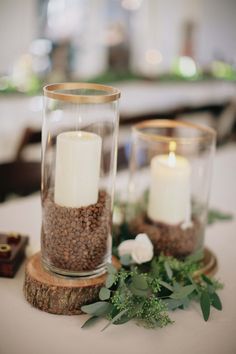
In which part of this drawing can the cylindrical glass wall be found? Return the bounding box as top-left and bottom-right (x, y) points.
(41, 83), (120, 277)
(127, 120), (216, 258)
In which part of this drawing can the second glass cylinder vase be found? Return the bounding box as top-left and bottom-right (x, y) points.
(127, 119), (216, 258)
(41, 83), (120, 277)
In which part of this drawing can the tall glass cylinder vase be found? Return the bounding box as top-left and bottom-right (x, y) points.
(127, 120), (216, 258)
(41, 83), (120, 277)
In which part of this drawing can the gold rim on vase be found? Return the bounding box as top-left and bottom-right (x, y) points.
(133, 119), (216, 144)
(43, 82), (121, 104)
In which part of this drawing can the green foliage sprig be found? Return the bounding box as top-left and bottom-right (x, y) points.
(81, 251), (223, 331)
(207, 209), (233, 225)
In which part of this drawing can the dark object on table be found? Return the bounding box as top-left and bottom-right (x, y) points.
(0, 161), (41, 202)
(15, 127), (42, 160)
(0, 127), (43, 202)
(0, 233), (29, 277)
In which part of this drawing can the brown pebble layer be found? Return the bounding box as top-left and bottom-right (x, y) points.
(129, 214), (202, 257)
(41, 190), (111, 272)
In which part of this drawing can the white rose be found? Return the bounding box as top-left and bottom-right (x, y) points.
(118, 239), (135, 257)
(131, 234), (154, 264)
(135, 233), (152, 245)
(118, 233), (154, 264)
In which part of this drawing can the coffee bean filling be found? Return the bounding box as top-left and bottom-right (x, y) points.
(129, 214), (202, 258)
(41, 190), (112, 272)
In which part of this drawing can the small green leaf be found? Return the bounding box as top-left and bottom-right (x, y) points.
(207, 285), (216, 294)
(129, 284), (149, 297)
(120, 254), (132, 266)
(101, 309), (129, 331)
(187, 275), (195, 285)
(170, 285), (196, 300)
(101, 321), (112, 332)
(186, 249), (204, 263)
(164, 261), (173, 280)
(81, 302), (113, 317)
(201, 274), (213, 285)
(159, 280), (173, 292)
(200, 291), (211, 321)
(208, 209), (233, 225)
(130, 274), (149, 297)
(210, 292), (222, 311)
(181, 297), (190, 310)
(132, 274), (148, 290)
(112, 308), (129, 324)
(105, 274), (116, 288)
(99, 287), (111, 301)
(151, 258), (160, 276)
(81, 316), (99, 328)
(164, 299), (184, 311)
(106, 263), (117, 274)
(173, 281), (181, 291)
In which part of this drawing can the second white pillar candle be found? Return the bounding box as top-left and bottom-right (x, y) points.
(147, 153), (191, 225)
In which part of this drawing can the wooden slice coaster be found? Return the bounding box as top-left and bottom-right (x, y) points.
(24, 252), (120, 315)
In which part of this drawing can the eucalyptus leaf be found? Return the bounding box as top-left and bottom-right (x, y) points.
(106, 274), (116, 288)
(81, 316), (99, 328)
(186, 249), (204, 263)
(129, 284), (149, 297)
(210, 292), (222, 311)
(207, 285), (216, 294)
(181, 297), (190, 310)
(164, 299), (184, 311)
(187, 275), (195, 285)
(200, 292), (211, 321)
(208, 209), (233, 225)
(159, 280), (173, 292)
(101, 321), (112, 332)
(150, 258), (160, 276)
(106, 263), (117, 274)
(113, 313), (131, 325)
(132, 274), (148, 290)
(164, 261), (173, 280)
(170, 284), (196, 300)
(173, 281), (181, 291)
(99, 287), (111, 301)
(81, 301), (113, 317)
(111, 309), (130, 325)
(120, 254), (132, 266)
(101, 309), (129, 331)
(201, 274), (213, 285)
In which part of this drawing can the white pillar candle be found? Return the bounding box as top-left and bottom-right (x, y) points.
(147, 148), (191, 225)
(54, 131), (102, 208)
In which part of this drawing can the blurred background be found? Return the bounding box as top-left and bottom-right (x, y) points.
(0, 0), (236, 202)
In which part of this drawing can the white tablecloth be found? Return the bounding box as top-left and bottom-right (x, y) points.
(0, 144), (236, 354)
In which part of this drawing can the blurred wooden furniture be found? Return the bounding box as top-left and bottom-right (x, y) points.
(0, 161), (41, 202)
(0, 127), (42, 202)
(15, 127), (41, 161)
